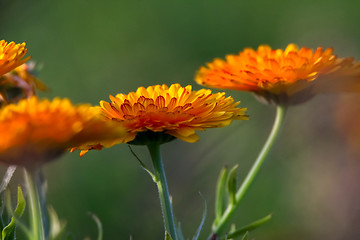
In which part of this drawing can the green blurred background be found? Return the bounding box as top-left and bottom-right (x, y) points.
(1, 0), (360, 239)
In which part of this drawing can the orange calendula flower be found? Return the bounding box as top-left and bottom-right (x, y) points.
(196, 44), (360, 105)
(0, 97), (126, 167)
(80, 84), (247, 151)
(0, 40), (30, 77)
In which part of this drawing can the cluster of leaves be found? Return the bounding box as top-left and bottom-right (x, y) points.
(212, 165), (272, 240)
(160, 166), (272, 240)
(0, 186), (103, 240)
(0, 166), (104, 240)
(0, 186), (25, 240)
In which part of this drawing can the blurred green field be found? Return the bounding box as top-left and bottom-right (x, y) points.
(1, 0), (360, 239)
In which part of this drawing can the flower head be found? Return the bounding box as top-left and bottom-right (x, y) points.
(0, 40), (30, 77)
(0, 97), (126, 167)
(82, 84), (247, 150)
(196, 44), (360, 105)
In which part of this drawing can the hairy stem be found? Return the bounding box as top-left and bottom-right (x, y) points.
(147, 143), (177, 240)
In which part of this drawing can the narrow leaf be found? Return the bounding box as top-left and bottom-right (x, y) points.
(215, 167), (228, 223)
(14, 186), (25, 217)
(2, 218), (16, 240)
(48, 206), (67, 240)
(241, 232), (248, 240)
(88, 212), (103, 240)
(165, 231), (173, 240)
(223, 214), (272, 239)
(192, 193), (207, 240)
(229, 223), (236, 234)
(176, 222), (185, 240)
(227, 165), (239, 206)
(2, 186), (27, 240)
(128, 146), (156, 180)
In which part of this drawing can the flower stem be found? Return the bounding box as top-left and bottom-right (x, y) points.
(212, 105), (287, 236)
(23, 168), (46, 240)
(147, 143), (177, 240)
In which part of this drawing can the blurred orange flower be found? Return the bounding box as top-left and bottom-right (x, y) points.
(0, 97), (126, 166)
(196, 44), (360, 105)
(80, 84), (247, 151)
(0, 40), (30, 77)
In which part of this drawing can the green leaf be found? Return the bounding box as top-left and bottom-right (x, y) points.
(1, 218), (16, 240)
(223, 214), (272, 239)
(227, 165), (238, 207)
(215, 167), (228, 223)
(48, 206), (67, 240)
(2, 186), (26, 240)
(176, 222), (185, 240)
(14, 186), (25, 217)
(128, 146), (156, 180)
(229, 224), (236, 234)
(88, 212), (103, 240)
(191, 193), (207, 240)
(165, 231), (173, 240)
(241, 232), (248, 240)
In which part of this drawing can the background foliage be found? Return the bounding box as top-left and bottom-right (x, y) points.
(1, 0), (360, 239)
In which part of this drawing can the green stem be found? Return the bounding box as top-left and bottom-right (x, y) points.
(147, 144), (177, 240)
(23, 168), (46, 240)
(212, 105), (287, 236)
